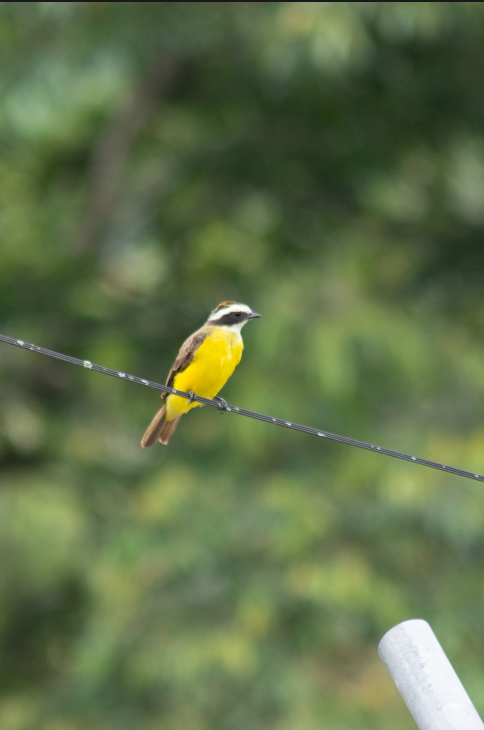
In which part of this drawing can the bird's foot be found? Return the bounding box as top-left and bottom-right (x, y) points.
(185, 390), (197, 405)
(214, 396), (228, 414)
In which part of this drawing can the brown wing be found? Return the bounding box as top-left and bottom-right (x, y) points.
(161, 327), (208, 399)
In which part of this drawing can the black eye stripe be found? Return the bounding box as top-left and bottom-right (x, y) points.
(211, 311), (247, 325)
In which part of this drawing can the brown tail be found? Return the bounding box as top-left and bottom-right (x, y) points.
(141, 405), (182, 447)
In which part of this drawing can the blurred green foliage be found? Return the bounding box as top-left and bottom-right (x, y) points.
(2, 2), (484, 727)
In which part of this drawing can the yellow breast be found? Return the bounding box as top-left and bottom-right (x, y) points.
(166, 327), (244, 420)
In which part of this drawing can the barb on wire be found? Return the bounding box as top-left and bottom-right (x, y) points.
(1, 331), (483, 483)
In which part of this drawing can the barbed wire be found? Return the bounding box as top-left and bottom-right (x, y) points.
(1, 331), (483, 483)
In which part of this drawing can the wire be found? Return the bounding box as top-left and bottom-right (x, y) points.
(1, 331), (483, 483)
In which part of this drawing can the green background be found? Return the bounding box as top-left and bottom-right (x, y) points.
(1, 3), (484, 727)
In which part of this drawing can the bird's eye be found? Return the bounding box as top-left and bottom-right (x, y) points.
(235, 312), (242, 318)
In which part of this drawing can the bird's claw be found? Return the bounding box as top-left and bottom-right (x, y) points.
(186, 390), (197, 405)
(214, 396), (228, 414)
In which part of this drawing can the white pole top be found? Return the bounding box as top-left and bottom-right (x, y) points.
(378, 619), (483, 730)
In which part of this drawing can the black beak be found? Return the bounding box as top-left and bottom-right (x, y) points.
(248, 312), (262, 319)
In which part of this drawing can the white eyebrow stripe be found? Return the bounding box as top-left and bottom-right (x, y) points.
(208, 303), (252, 320)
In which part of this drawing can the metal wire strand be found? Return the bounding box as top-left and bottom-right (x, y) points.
(1, 331), (483, 483)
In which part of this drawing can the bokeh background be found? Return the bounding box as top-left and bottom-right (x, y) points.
(2, 2), (484, 728)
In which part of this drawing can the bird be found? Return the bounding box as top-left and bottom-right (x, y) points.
(141, 301), (261, 446)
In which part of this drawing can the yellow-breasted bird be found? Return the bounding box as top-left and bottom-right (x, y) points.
(141, 301), (261, 446)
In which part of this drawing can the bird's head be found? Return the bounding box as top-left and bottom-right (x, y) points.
(207, 301), (261, 331)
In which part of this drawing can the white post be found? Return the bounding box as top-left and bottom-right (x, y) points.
(378, 619), (483, 730)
